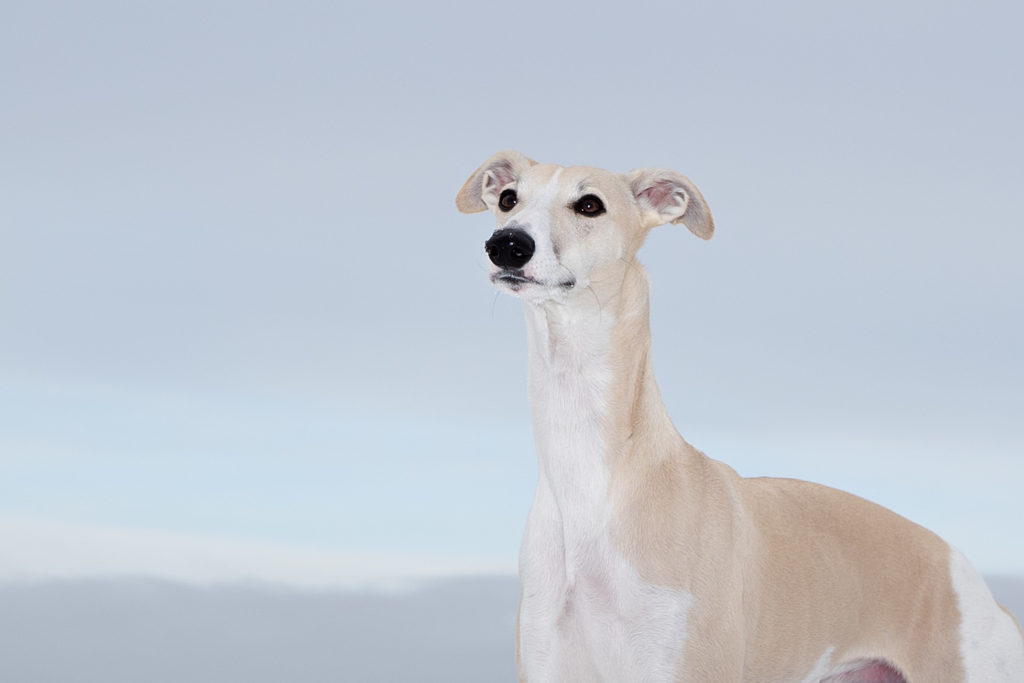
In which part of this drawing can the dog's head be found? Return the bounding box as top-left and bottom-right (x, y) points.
(456, 150), (713, 303)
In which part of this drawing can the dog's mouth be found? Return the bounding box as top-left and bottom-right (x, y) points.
(492, 271), (537, 291)
(491, 270), (576, 293)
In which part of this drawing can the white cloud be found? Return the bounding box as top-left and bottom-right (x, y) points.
(0, 518), (514, 590)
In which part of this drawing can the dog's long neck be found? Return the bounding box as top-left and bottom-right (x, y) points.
(523, 262), (685, 530)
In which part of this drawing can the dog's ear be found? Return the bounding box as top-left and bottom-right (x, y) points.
(626, 168), (714, 240)
(455, 150), (537, 214)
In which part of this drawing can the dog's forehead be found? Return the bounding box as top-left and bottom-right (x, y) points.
(519, 163), (628, 199)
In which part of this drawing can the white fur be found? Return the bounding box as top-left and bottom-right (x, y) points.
(950, 547), (1024, 681)
(800, 646), (836, 683)
(517, 303), (692, 682)
(505, 168), (578, 299)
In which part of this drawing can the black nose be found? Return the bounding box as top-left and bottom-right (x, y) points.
(485, 228), (535, 269)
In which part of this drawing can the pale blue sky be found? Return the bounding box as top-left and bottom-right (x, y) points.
(2, 0), (1022, 590)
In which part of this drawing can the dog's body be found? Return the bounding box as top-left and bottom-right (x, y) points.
(456, 151), (1024, 682)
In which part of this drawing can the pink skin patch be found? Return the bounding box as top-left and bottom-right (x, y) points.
(823, 660), (906, 683)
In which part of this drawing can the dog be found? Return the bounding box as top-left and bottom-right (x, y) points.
(456, 150), (1024, 682)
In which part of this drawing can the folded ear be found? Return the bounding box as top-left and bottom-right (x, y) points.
(627, 168), (714, 239)
(455, 150), (537, 214)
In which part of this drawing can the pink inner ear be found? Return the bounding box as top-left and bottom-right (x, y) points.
(488, 160), (518, 189)
(637, 181), (680, 212)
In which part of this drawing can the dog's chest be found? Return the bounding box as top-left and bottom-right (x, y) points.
(519, 492), (693, 682)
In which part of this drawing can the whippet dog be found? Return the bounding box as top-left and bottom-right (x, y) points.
(456, 150), (1024, 682)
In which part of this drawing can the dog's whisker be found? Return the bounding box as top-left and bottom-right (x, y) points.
(489, 289), (501, 319)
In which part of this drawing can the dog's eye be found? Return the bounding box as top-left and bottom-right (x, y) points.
(573, 195), (606, 217)
(498, 189), (518, 212)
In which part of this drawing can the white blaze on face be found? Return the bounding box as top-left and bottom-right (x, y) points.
(501, 168), (569, 290)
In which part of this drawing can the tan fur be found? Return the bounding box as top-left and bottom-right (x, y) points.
(457, 151), (1021, 682)
(588, 261), (966, 680)
(593, 262), (958, 679)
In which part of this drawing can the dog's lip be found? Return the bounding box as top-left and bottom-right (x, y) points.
(494, 271), (538, 287)
(491, 270), (576, 290)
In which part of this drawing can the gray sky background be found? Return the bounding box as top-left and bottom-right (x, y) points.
(1, 0), (1023, 677)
